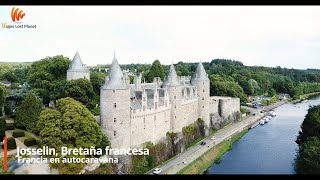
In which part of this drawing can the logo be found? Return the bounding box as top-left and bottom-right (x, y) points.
(1, 7), (37, 30)
(11, 7), (26, 22)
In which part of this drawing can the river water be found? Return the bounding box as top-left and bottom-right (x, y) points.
(206, 95), (320, 174)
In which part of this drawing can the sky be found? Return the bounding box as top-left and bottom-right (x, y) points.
(0, 6), (320, 69)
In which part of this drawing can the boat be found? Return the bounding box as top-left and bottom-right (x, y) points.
(269, 111), (276, 117)
(264, 118), (270, 123)
(250, 122), (260, 129)
(260, 119), (265, 125)
(266, 115), (273, 119)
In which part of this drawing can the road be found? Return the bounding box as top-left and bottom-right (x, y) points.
(152, 101), (286, 174)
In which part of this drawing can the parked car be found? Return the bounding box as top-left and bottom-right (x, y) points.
(200, 141), (206, 145)
(153, 168), (162, 175)
(210, 136), (216, 140)
(182, 161), (187, 164)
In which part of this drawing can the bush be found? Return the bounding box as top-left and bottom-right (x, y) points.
(0, 117), (5, 140)
(24, 138), (37, 147)
(7, 137), (16, 150)
(12, 131), (25, 138)
(6, 123), (15, 130)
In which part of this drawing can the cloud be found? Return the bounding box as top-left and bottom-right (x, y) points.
(0, 6), (320, 69)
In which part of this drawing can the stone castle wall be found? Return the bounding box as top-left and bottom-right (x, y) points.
(130, 105), (171, 148)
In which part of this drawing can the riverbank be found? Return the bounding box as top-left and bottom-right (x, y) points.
(292, 92), (320, 104)
(178, 129), (248, 174)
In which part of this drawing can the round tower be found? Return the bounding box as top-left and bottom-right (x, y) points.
(191, 61), (210, 135)
(163, 63), (182, 133)
(100, 53), (131, 149)
(67, 51), (90, 81)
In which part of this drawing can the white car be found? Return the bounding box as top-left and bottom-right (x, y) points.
(210, 136), (216, 140)
(153, 168), (162, 174)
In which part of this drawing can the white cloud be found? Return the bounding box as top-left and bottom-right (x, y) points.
(0, 6), (320, 69)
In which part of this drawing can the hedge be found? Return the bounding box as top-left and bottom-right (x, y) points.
(24, 138), (37, 147)
(12, 131), (25, 138)
(6, 123), (15, 130)
(7, 137), (16, 150)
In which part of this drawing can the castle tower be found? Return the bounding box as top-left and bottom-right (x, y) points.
(134, 73), (142, 89)
(191, 61), (210, 135)
(100, 52), (131, 149)
(67, 51), (90, 81)
(163, 63), (182, 133)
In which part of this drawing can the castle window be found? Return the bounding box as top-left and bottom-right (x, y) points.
(174, 105), (176, 109)
(114, 118), (117, 122)
(203, 106), (204, 108)
(203, 89), (205, 92)
(114, 131), (116, 136)
(175, 116), (176, 119)
(203, 82), (204, 85)
(113, 90), (115, 93)
(144, 118), (146, 129)
(174, 96), (176, 99)
(114, 103), (117, 108)
(202, 97), (204, 100)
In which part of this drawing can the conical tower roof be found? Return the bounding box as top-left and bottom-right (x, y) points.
(163, 63), (181, 87)
(68, 51), (89, 72)
(102, 52), (128, 90)
(192, 61), (209, 81)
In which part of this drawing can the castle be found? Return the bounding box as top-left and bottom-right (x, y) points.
(67, 52), (241, 149)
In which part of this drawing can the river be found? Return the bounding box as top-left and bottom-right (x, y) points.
(206, 95), (320, 174)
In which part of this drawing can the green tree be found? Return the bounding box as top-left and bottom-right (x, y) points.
(296, 105), (320, 146)
(4, 85), (38, 117)
(295, 136), (320, 174)
(15, 93), (42, 133)
(210, 75), (248, 102)
(145, 60), (165, 82)
(0, 84), (8, 116)
(27, 55), (71, 104)
(37, 97), (105, 174)
(90, 72), (105, 95)
(1, 71), (17, 83)
(0, 117), (5, 140)
(62, 78), (94, 107)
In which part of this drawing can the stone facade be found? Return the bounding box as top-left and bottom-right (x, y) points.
(97, 55), (241, 149)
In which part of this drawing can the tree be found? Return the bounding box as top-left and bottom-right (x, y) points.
(0, 117), (5, 140)
(37, 97), (105, 174)
(295, 136), (320, 174)
(4, 85), (37, 117)
(210, 75), (248, 102)
(15, 93), (42, 133)
(62, 78), (94, 107)
(1, 71), (17, 83)
(145, 60), (165, 83)
(296, 105), (320, 146)
(90, 72), (105, 95)
(0, 84), (8, 116)
(27, 55), (71, 104)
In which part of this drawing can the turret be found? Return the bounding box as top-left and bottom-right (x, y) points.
(67, 51), (90, 81)
(100, 52), (131, 149)
(163, 63), (182, 133)
(191, 61), (210, 135)
(134, 73), (142, 89)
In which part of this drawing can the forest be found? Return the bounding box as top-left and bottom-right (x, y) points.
(1, 56), (320, 174)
